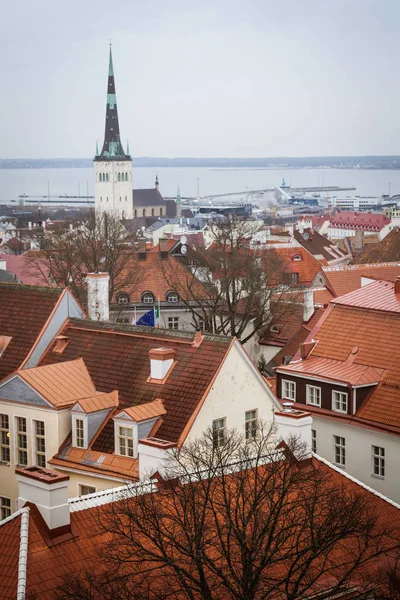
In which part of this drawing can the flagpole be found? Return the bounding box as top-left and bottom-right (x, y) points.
(158, 295), (161, 328)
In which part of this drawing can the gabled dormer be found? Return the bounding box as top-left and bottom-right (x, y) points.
(113, 399), (166, 459)
(71, 391), (119, 450)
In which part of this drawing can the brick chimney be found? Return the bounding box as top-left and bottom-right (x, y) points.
(395, 276), (400, 295)
(138, 237), (147, 260)
(16, 466), (70, 534)
(149, 348), (176, 381)
(159, 238), (169, 259)
(86, 272), (110, 322)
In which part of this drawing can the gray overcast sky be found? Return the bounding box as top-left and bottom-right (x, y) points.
(1, 0), (400, 158)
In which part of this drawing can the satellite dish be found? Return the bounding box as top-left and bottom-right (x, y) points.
(181, 244), (187, 255)
(180, 235), (187, 245)
(303, 232), (310, 240)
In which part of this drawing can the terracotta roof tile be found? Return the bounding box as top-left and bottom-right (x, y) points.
(74, 390), (119, 413)
(278, 355), (385, 386)
(0, 283), (64, 381)
(329, 211), (390, 231)
(39, 320), (232, 446)
(16, 358), (97, 408)
(322, 262), (400, 297)
(265, 246), (322, 285)
(0, 512), (21, 599)
(333, 280), (400, 313)
(119, 398), (166, 421)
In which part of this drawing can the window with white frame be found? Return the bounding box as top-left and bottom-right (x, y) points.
(306, 385), (321, 407)
(166, 291), (179, 303)
(79, 484), (96, 496)
(0, 414), (10, 463)
(118, 426), (134, 457)
(0, 496), (11, 520)
(212, 418), (226, 448)
(168, 317), (179, 330)
(332, 391), (348, 413)
(333, 435), (345, 467)
(33, 420), (46, 467)
(245, 410), (258, 441)
(16, 417), (27, 466)
(372, 445), (385, 478)
(282, 379), (296, 401)
(311, 429), (317, 453)
(75, 419), (85, 449)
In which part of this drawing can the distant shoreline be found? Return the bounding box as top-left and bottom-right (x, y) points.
(1, 156), (400, 170)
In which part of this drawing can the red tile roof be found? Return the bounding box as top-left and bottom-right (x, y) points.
(120, 398), (166, 421)
(0, 456), (399, 600)
(0, 283), (64, 381)
(0, 253), (52, 286)
(281, 282), (400, 429)
(39, 320), (233, 447)
(113, 249), (209, 303)
(265, 246), (322, 285)
(322, 263), (400, 297)
(329, 211), (390, 232)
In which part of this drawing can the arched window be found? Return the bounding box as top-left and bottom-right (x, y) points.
(151, 208), (155, 217)
(134, 209), (137, 217)
(142, 291), (155, 304)
(143, 208), (146, 217)
(106, 197), (109, 202)
(117, 292), (130, 305)
(293, 254), (302, 262)
(166, 291), (179, 303)
(106, 173), (109, 182)
(125, 173), (128, 181)
(160, 207), (163, 217)
(119, 197), (122, 202)
(118, 173), (121, 182)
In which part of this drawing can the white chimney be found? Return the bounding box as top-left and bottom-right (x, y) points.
(0, 259), (6, 271)
(86, 272), (110, 322)
(149, 348), (176, 381)
(16, 466), (70, 532)
(274, 408), (312, 457)
(303, 289), (314, 322)
(28, 222), (32, 230)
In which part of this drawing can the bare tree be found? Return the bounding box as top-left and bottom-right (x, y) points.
(57, 426), (400, 600)
(24, 209), (134, 307)
(161, 216), (303, 344)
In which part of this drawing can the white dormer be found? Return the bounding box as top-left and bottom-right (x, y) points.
(113, 399), (166, 459)
(148, 348), (176, 382)
(71, 391), (119, 450)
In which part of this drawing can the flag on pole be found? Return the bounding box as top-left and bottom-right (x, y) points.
(136, 309), (155, 327)
(132, 306), (137, 325)
(155, 297), (160, 328)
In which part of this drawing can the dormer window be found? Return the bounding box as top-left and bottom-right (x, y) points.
(117, 292), (130, 305)
(293, 254), (302, 261)
(166, 291), (179, 303)
(118, 426), (134, 457)
(142, 291), (155, 304)
(270, 325), (280, 334)
(72, 415), (87, 449)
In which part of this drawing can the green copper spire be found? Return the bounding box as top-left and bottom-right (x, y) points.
(96, 140), (99, 156)
(176, 186), (181, 204)
(108, 44), (114, 76)
(127, 139), (130, 155)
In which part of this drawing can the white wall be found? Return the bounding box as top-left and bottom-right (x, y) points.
(94, 160), (133, 219)
(0, 401), (71, 509)
(185, 341), (279, 443)
(312, 415), (400, 503)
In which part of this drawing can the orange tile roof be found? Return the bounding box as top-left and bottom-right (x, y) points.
(278, 355), (385, 386)
(74, 390), (119, 413)
(322, 263), (400, 297)
(119, 398), (166, 421)
(282, 286), (400, 428)
(0, 283), (64, 381)
(113, 249), (209, 303)
(332, 279), (400, 313)
(265, 246), (322, 285)
(49, 445), (139, 481)
(16, 358), (96, 408)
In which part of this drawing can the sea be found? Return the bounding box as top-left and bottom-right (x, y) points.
(1, 166), (400, 205)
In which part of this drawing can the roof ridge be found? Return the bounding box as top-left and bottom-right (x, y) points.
(0, 281), (64, 292)
(68, 479), (154, 512)
(17, 506), (30, 600)
(313, 453), (400, 511)
(0, 505), (29, 528)
(323, 261), (400, 272)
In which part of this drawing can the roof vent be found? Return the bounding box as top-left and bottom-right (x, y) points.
(52, 335), (69, 354)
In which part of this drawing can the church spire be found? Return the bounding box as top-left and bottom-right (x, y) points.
(96, 46), (130, 161)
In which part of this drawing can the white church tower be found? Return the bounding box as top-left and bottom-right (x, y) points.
(94, 46), (133, 219)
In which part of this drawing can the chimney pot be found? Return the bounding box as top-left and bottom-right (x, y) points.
(86, 272), (110, 322)
(16, 466), (70, 533)
(149, 348), (176, 381)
